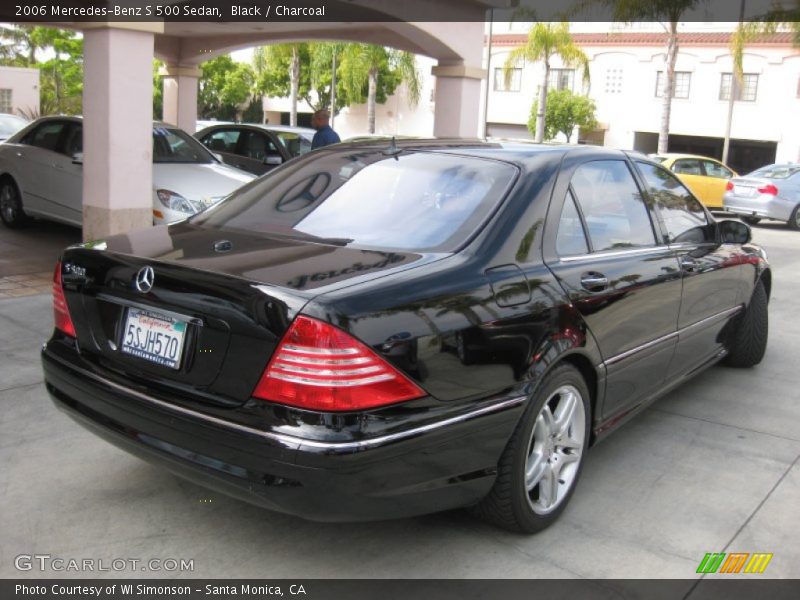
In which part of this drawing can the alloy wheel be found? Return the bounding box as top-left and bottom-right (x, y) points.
(524, 384), (586, 515)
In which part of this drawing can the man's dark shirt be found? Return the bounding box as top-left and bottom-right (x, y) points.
(311, 125), (341, 149)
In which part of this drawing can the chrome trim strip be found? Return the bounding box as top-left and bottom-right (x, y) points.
(603, 306), (742, 367)
(44, 351), (526, 451)
(560, 246), (672, 263)
(96, 293), (203, 327)
(271, 362), (382, 377)
(604, 331), (678, 367)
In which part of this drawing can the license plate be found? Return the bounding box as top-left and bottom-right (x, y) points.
(734, 185), (756, 197)
(120, 308), (187, 369)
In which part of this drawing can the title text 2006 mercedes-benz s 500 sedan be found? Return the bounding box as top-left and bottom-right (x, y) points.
(42, 141), (770, 533)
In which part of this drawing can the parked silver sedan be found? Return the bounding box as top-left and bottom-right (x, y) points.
(724, 163), (800, 229)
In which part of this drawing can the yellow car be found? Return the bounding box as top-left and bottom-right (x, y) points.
(651, 153), (738, 209)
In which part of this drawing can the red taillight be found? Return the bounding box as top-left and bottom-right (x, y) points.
(757, 184), (778, 196)
(252, 315), (425, 411)
(725, 181), (734, 191)
(52, 261), (76, 337)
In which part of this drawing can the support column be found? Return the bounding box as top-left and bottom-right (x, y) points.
(161, 64), (200, 132)
(82, 25), (159, 240)
(431, 64), (484, 138)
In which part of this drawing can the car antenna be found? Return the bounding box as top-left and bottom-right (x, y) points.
(382, 136), (402, 159)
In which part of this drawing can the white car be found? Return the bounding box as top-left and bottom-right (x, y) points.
(0, 113), (29, 142)
(0, 116), (255, 229)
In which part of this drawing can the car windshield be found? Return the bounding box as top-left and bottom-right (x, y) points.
(192, 150), (517, 252)
(153, 126), (215, 164)
(746, 165), (800, 180)
(0, 115), (27, 137)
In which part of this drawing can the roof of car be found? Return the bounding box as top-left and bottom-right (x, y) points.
(652, 152), (723, 162)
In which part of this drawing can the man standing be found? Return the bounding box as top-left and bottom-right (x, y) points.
(310, 109), (341, 149)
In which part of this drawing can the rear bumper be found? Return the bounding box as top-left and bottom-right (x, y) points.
(723, 193), (795, 221)
(42, 343), (524, 522)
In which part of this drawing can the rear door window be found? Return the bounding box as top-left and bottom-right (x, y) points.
(636, 161), (714, 244)
(569, 160), (657, 252)
(239, 131), (281, 160)
(556, 190), (589, 257)
(701, 160), (733, 179)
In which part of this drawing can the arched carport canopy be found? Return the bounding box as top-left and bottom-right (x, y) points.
(62, 0), (507, 239)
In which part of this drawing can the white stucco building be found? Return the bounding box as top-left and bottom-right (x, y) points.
(0, 66), (39, 116)
(484, 23), (800, 173)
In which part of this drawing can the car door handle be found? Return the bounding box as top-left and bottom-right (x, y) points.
(680, 256), (698, 272)
(580, 272), (608, 291)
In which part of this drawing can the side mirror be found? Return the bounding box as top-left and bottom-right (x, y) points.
(718, 219), (751, 244)
(212, 152), (223, 162)
(71, 152), (83, 165)
(264, 155), (283, 166)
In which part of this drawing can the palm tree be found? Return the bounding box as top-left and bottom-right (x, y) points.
(339, 44), (421, 134)
(258, 44), (303, 126)
(725, 1), (800, 162)
(571, 0), (707, 154)
(503, 23), (590, 144)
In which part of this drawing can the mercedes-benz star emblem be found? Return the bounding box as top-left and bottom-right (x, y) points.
(134, 266), (155, 294)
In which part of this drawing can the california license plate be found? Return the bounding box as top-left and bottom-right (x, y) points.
(121, 307), (187, 369)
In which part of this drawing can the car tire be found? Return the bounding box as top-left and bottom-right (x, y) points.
(0, 178), (28, 228)
(724, 280), (768, 368)
(741, 216), (761, 226)
(788, 205), (800, 231)
(473, 363), (590, 533)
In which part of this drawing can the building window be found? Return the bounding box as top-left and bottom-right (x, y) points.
(719, 73), (759, 102)
(549, 68), (575, 91)
(494, 68), (521, 92)
(655, 71), (691, 99)
(0, 89), (12, 113)
(605, 68), (623, 95)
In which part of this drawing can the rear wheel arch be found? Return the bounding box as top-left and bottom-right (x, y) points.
(760, 268), (772, 301)
(554, 353), (598, 443)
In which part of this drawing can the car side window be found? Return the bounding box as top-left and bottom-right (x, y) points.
(240, 131), (280, 160)
(21, 121), (66, 153)
(63, 123), (82, 157)
(556, 190), (589, 257)
(569, 160), (657, 252)
(636, 161), (713, 244)
(671, 159), (703, 176)
(201, 129), (241, 154)
(701, 160), (732, 179)
(274, 131), (312, 157)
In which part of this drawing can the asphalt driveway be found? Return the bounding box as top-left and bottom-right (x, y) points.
(1, 222), (798, 582)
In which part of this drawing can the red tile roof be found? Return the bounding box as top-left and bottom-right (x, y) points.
(490, 31), (796, 47)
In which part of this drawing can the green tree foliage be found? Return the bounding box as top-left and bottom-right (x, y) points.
(339, 44), (420, 134)
(0, 25), (83, 115)
(152, 59), (164, 120)
(255, 42), (420, 133)
(528, 88), (597, 142)
(198, 55), (255, 120)
(570, 1), (708, 153)
(503, 23), (589, 143)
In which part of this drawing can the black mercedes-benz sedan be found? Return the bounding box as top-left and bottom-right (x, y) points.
(42, 140), (770, 533)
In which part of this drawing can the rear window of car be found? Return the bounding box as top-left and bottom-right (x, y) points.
(746, 165), (800, 180)
(192, 150), (517, 252)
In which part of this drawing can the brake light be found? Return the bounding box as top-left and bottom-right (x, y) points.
(725, 181), (734, 192)
(252, 315), (425, 411)
(52, 261), (76, 337)
(757, 184), (778, 196)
